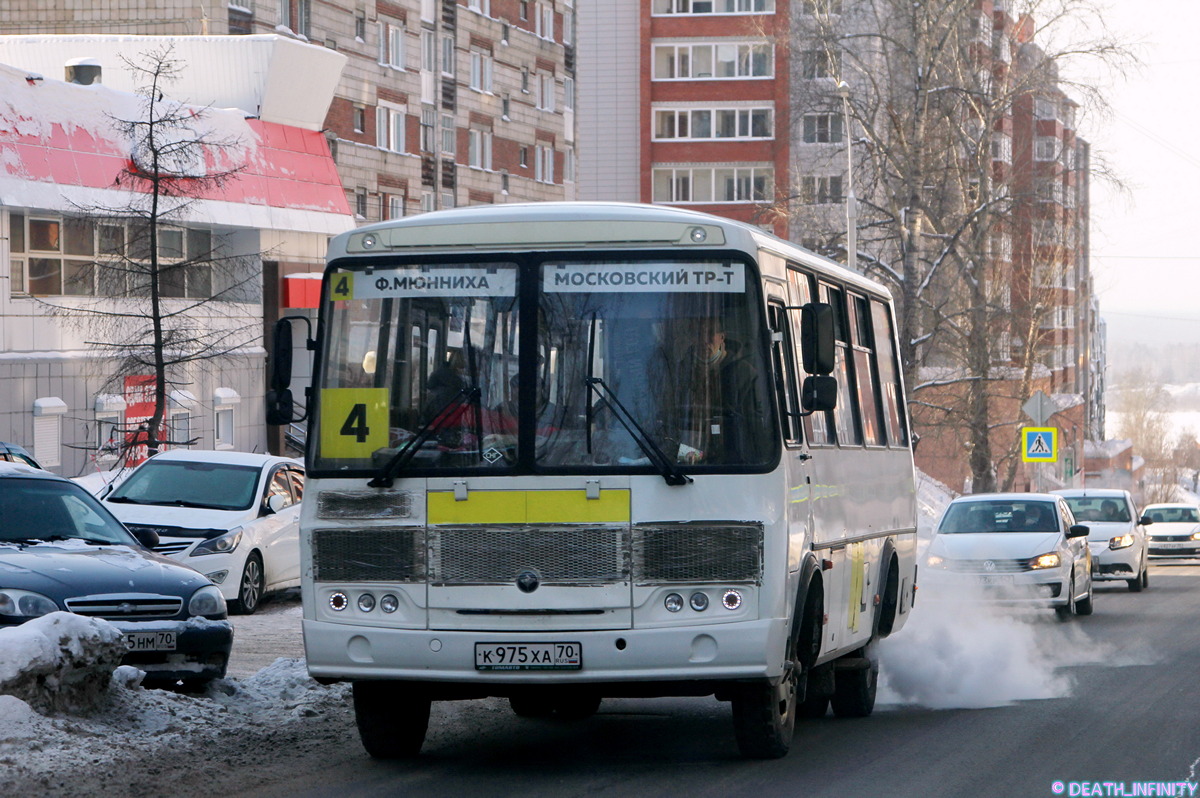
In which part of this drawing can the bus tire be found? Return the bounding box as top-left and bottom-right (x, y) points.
(830, 651), (878, 718)
(352, 681), (431, 759)
(732, 672), (797, 759)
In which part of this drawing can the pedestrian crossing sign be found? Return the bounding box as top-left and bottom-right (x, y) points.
(1021, 427), (1058, 463)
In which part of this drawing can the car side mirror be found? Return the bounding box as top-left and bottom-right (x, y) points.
(265, 493), (289, 515)
(1139, 515), (1153, 526)
(1067, 524), (1090, 538)
(130, 526), (159, 549)
(801, 375), (838, 413)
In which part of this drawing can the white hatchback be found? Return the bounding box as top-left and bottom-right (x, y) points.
(925, 493), (1095, 619)
(100, 449), (304, 614)
(1142, 503), (1200, 559)
(1052, 489), (1149, 591)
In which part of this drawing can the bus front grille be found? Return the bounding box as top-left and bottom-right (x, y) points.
(312, 527), (426, 582)
(634, 523), (763, 584)
(430, 525), (629, 584)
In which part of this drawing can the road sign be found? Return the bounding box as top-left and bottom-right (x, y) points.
(1022, 390), (1057, 426)
(1021, 427), (1058, 463)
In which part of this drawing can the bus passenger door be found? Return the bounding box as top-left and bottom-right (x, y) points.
(768, 301), (811, 576)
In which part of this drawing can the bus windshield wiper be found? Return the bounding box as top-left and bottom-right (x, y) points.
(585, 376), (691, 487)
(368, 386), (481, 488)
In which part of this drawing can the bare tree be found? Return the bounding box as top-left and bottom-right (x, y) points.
(773, 0), (1133, 491)
(38, 46), (263, 466)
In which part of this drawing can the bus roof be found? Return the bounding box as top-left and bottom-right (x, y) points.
(328, 201), (890, 298)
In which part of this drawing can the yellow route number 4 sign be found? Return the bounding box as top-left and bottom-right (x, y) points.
(320, 388), (389, 459)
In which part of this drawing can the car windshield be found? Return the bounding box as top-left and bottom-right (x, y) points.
(0, 478), (136, 545)
(1061, 496), (1131, 523)
(312, 257), (775, 474)
(108, 460), (261, 511)
(939, 500), (1060, 534)
(1146, 506), (1200, 523)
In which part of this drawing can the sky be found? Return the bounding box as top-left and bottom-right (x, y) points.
(1073, 2), (1200, 334)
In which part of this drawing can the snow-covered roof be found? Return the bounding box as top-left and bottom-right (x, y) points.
(1084, 438), (1132, 459)
(0, 60), (352, 234)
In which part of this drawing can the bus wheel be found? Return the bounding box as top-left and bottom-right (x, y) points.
(732, 668), (797, 759)
(830, 652), (878, 718)
(352, 681), (431, 759)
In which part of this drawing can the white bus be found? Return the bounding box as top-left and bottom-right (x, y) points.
(267, 202), (918, 760)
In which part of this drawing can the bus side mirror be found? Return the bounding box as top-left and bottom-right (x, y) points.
(801, 375), (838, 413)
(271, 318), (294, 393)
(801, 303), (836, 376)
(266, 389), (295, 426)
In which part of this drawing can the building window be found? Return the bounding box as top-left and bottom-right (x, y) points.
(519, 1), (528, 20)
(536, 3), (555, 40)
(388, 195), (405, 219)
(377, 105), (406, 153)
(500, 170), (510, 193)
(653, 0), (775, 12)
(441, 35), (455, 76)
(502, 95), (511, 119)
(213, 388), (240, 449)
(521, 67), (530, 93)
(441, 114), (456, 154)
(562, 9), (573, 45)
(653, 42), (773, 80)
(468, 129), (493, 170)
(296, 0), (311, 37)
(279, 0), (291, 29)
(379, 21), (405, 68)
(421, 29), (436, 71)
(652, 166), (773, 203)
(1035, 137), (1060, 161)
(654, 107), (773, 140)
(1035, 97), (1058, 120)
(355, 187), (368, 217)
(535, 145), (554, 183)
(468, 0), (491, 14)
(353, 106), (366, 133)
(355, 11), (366, 40)
(228, 6), (254, 34)
(565, 148), (576, 183)
(537, 73), (555, 111)
(802, 113), (842, 143)
(800, 175), (843, 204)
(420, 106), (436, 151)
(563, 78), (575, 112)
(801, 49), (838, 79)
(519, 146), (529, 167)
(470, 50), (494, 92)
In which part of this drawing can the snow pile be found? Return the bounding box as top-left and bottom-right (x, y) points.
(0, 613), (127, 713)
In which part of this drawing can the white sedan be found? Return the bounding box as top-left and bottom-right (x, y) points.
(1052, 488), (1149, 591)
(1142, 503), (1200, 559)
(101, 450), (304, 614)
(925, 492), (1095, 619)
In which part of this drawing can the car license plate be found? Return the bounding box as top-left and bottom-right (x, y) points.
(475, 642), (582, 671)
(124, 631), (177, 652)
(976, 574), (1014, 587)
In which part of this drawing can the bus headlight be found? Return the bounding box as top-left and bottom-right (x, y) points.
(690, 592), (709, 611)
(357, 593), (376, 612)
(380, 594), (399, 613)
(722, 589), (743, 610)
(329, 591), (349, 611)
(664, 593), (684, 613)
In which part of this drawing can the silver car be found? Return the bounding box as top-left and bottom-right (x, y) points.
(1052, 489), (1149, 591)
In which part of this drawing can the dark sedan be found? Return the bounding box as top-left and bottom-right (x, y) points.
(0, 462), (233, 689)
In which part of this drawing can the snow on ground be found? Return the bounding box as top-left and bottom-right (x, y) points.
(0, 611), (349, 793)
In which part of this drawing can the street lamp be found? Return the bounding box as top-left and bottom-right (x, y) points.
(835, 80), (857, 272)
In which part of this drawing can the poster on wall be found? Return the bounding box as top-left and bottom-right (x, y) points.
(123, 375), (165, 466)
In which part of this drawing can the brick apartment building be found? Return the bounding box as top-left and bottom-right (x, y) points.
(0, 0), (577, 221)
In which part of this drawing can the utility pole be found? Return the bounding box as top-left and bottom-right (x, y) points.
(836, 80), (857, 272)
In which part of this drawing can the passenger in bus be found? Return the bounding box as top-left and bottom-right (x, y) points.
(666, 324), (760, 465)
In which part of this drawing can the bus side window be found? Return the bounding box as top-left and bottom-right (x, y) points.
(819, 283), (862, 446)
(850, 294), (886, 446)
(870, 299), (908, 446)
(788, 267), (831, 445)
(769, 302), (802, 445)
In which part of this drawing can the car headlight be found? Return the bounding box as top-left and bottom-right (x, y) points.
(187, 585), (228, 618)
(925, 554), (945, 568)
(1029, 552), (1061, 570)
(1109, 533), (1135, 550)
(1191, 530), (1200, 541)
(0, 589), (59, 619)
(190, 527), (243, 557)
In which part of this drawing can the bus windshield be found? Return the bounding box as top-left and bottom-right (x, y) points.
(313, 257), (776, 474)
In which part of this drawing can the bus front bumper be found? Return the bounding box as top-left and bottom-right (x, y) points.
(303, 618), (789, 691)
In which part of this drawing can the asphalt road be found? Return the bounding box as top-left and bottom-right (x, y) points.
(222, 563), (1200, 798)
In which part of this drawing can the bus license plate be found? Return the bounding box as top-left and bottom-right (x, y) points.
(475, 642), (582, 671)
(124, 630), (177, 652)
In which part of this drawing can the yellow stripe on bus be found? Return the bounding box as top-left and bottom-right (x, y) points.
(427, 490), (631, 525)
